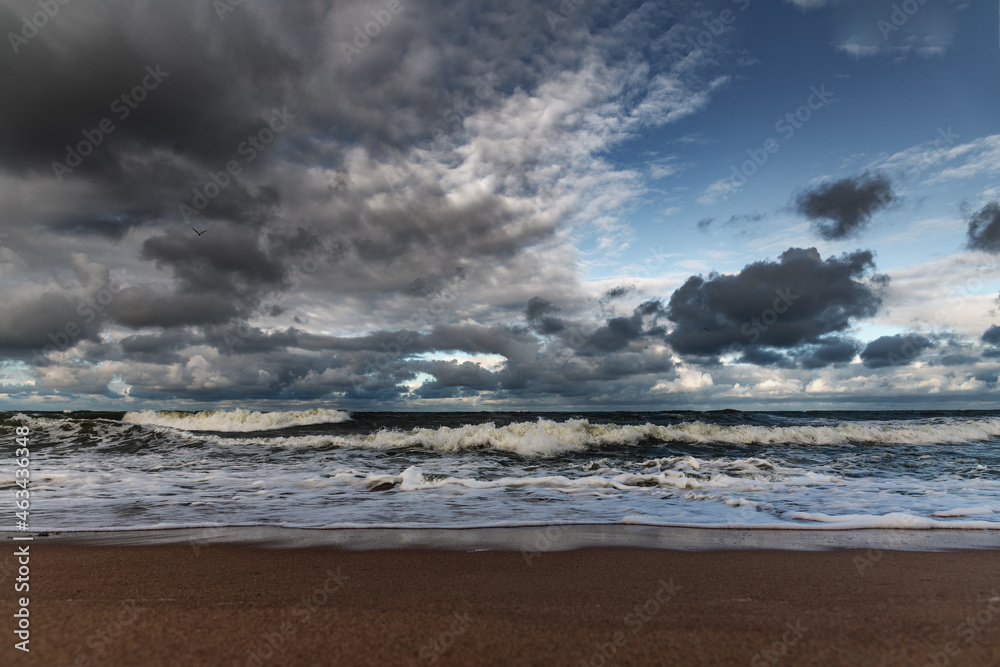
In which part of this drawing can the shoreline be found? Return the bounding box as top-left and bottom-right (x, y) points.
(3, 543), (999, 665)
(5, 524), (1000, 551)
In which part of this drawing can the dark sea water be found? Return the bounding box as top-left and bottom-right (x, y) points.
(3, 409), (1000, 532)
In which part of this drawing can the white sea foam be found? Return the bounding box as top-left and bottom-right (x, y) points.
(931, 506), (996, 517)
(781, 511), (1000, 530)
(207, 416), (1000, 457)
(122, 408), (351, 432)
(619, 514), (1000, 530)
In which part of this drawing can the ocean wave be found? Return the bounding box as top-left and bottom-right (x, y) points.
(122, 408), (351, 432)
(211, 416), (1000, 457)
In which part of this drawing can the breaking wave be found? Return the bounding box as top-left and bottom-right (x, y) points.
(212, 416), (1000, 457)
(122, 408), (351, 432)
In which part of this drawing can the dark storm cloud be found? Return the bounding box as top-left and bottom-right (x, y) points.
(525, 297), (565, 335)
(2, 0), (571, 307)
(982, 325), (1000, 346)
(81, 292), (679, 402)
(579, 316), (646, 355)
(141, 228), (285, 293)
(981, 324), (1000, 358)
(966, 201), (1000, 253)
(974, 370), (999, 385)
(577, 300), (666, 355)
(412, 360), (500, 398)
(795, 337), (860, 369)
(860, 333), (934, 369)
(0, 255), (121, 356)
(598, 284), (636, 317)
(120, 330), (189, 356)
(525, 297), (559, 321)
(0, 291), (102, 353)
(426, 323), (540, 362)
(603, 285), (635, 300)
(925, 333), (980, 367)
(666, 247), (885, 366)
(731, 339), (861, 369)
(794, 172), (895, 240)
(109, 287), (244, 329)
(0, 3), (299, 169)
(0, 0), (759, 406)
(737, 346), (789, 367)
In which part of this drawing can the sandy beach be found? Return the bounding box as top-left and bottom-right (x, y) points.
(3, 534), (999, 666)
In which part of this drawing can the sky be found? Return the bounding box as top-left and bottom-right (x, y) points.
(1, 0), (999, 411)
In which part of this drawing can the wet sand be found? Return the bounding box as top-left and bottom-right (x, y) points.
(3, 540), (1000, 666)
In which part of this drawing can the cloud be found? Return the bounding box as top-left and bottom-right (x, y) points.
(665, 247), (886, 366)
(0, 0), (738, 387)
(697, 176), (742, 205)
(797, 338), (860, 369)
(830, 2), (960, 62)
(860, 333), (934, 369)
(794, 172), (895, 240)
(3, 0), (991, 410)
(603, 285), (635, 301)
(576, 300), (666, 356)
(524, 297), (565, 335)
(966, 201), (1000, 253)
(982, 325), (1000, 346)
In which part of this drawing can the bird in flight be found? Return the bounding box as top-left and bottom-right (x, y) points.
(192, 228), (207, 236)
(703, 327), (711, 332)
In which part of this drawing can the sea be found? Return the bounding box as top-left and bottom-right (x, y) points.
(3, 409), (1000, 534)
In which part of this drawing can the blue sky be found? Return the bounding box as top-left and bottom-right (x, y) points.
(597, 0), (997, 274)
(1, 0), (999, 410)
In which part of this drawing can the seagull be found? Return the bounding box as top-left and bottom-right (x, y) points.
(192, 228), (207, 236)
(703, 327), (711, 332)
